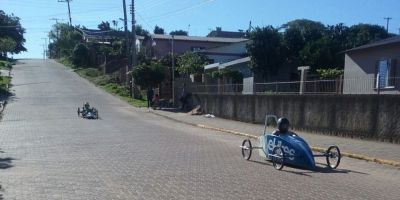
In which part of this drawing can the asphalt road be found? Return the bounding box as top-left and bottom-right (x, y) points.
(0, 59), (399, 200)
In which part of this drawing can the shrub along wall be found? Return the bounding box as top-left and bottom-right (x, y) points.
(194, 94), (400, 143)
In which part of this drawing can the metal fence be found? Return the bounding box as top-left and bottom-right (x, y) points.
(187, 77), (400, 95)
(254, 79), (343, 94)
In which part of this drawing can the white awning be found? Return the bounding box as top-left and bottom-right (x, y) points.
(204, 63), (220, 70)
(219, 57), (251, 69)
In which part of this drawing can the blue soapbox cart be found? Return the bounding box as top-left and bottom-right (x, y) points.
(240, 115), (341, 170)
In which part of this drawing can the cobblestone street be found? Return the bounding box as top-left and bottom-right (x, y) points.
(0, 59), (399, 199)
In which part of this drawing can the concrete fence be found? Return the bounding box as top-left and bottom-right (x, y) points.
(193, 94), (400, 143)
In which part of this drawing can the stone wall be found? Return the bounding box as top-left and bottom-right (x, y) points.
(194, 94), (400, 143)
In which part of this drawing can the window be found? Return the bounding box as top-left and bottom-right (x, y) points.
(191, 46), (205, 52)
(375, 59), (397, 89)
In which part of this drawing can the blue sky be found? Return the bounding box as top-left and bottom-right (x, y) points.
(1, 0), (400, 58)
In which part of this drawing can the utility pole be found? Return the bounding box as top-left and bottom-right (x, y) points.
(384, 17), (392, 33)
(130, 0), (137, 98)
(44, 32), (51, 58)
(58, 0), (72, 26)
(171, 35), (175, 106)
(122, 0), (131, 86)
(41, 38), (47, 59)
(41, 44), (46, 60)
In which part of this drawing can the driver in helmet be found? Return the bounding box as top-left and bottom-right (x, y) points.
(272, 117), (298, 136)
(83, 102), (91, 113)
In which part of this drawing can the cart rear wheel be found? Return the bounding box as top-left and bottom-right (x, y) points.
(326, 145), (341, 169)
(77, 108), (80, 116)
(241, 139), (252, 160)
(272, 147), (285, 170)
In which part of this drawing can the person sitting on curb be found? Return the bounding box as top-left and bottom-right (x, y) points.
(272, 117), (298, 137)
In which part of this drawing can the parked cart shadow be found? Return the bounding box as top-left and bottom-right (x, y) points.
(246, 159), (368, 177)
(283, 163), (369, 177)
(0, 150), (15, 200)
(0, 157), (14, 169)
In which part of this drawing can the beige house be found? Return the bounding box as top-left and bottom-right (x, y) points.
(343, 36), (400, 94)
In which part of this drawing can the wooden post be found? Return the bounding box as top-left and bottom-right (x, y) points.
(298, 66), (310, 94)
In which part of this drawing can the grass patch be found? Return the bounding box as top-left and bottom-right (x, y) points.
(101, 83), (147, 107)
(57, 59), (147, 108)
(0, 60), (12, 70)
(0, 76), (11, 85)
(57, 57), (75, 68)
(75, 68), (103, 78)
(0, 76), (12, 94)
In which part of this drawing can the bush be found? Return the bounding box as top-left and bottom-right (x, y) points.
(316, 68), (344, 79)
(72, 43), (90, 67)
(58, 57), (75, 68)
(132, 61), (166, 88)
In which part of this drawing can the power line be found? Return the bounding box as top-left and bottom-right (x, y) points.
(50, 18), (65, 24)
(143, 0), (215, 22)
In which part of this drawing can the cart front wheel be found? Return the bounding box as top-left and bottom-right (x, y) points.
(326, 145), (341, 169)
(241, 139), (252, 160)
(77, 108), (80, 116)
(272, 147), (285, 170)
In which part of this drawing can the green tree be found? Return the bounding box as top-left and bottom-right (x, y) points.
(132, 61), (166, 87)
(98, 21), (111, 31)
(345, 24), (390, 49)
(282, 19), (326, 42)
(0, 10), (26, 56)
(48, 23), (82, 58)
(170, 30), (188, 36)
(247, 26), (285, 80)
(282, 19), (327, 69)
(154, 25), (165, 34)
(299, 36), (333, 71)
(0, 37), (17, 58)
(282, 27), (304, 63)
(135, 25), (149, 36)
(177, 52), (208, 75)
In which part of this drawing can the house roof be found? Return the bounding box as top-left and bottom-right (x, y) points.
(150, 34), (248, 43)
(345, 36), (400, 53)
(207, 30), (246, 38)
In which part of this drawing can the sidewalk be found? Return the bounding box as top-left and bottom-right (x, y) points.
(147, 108), (400, 164)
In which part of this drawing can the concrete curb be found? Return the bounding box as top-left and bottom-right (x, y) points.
(150, 110), (400, 168)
